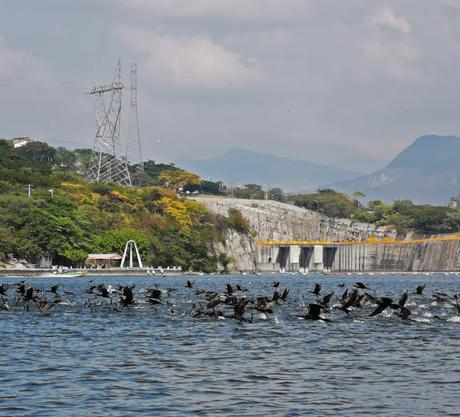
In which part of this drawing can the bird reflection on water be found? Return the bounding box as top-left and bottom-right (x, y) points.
(1, 273), (460, 416)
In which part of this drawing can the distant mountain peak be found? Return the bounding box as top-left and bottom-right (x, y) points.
(413, 134), (459, 142)
(333, 134), (460, 205)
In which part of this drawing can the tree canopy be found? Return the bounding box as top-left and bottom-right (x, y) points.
(0, 139), (250, 270)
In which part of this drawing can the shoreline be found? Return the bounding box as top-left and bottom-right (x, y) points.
(0, 268), (183, 277)
(1, 268), (460, 277)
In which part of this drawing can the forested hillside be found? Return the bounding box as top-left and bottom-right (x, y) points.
(291, 189), (460, 235)
(0, 139), (245, 270)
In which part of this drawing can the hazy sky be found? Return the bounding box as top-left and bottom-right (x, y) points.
(1, 0), (460, 171)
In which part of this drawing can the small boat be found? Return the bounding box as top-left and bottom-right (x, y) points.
(39, 270), (88, 278)
(61, 271), (88, 278)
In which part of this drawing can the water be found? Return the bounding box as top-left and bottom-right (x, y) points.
(1, 273), (460, 416)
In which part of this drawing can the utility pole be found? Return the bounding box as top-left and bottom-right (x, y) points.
(27, 184), (33, 198)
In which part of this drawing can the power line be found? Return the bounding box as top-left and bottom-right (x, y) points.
(0, 75), (87, 95)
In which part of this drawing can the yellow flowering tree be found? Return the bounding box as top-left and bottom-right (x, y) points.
(158, 169), (202, 192)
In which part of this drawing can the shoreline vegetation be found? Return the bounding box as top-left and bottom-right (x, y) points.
(0, 138), (250, 272)
(1, 137), (460, 273)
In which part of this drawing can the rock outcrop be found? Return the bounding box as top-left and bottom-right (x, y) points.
(197, 197), (392, 241)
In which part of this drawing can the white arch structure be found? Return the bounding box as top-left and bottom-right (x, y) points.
(120, 240), (144, 269)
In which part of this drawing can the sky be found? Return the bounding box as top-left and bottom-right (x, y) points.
(1, 0), (460, 172)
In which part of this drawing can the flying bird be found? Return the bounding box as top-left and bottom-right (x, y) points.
(398, 291), (408, 309)
(415, 284), (426, 295)
(369, 297), (394, 317)
(303, 304), (330, 321)
(320, 292), (334, 306)
(355, 282), (372, 290)
(310, 283), (321, 296)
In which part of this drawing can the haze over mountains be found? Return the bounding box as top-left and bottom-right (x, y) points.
(180, 135), (460, 205)
(333, 135), (460, 205)
(179, 148), (362, 192)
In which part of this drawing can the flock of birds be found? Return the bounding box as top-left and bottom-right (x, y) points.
(2, 278), (460, 324)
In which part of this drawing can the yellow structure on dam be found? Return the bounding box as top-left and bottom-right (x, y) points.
(256, 235), (460, 246)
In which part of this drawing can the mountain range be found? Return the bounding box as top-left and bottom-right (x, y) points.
(178, 147), (361, 192)
(333, 135), (460, 205)
(180, 135), (460, 205)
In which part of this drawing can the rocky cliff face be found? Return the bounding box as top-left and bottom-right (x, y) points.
(197, 197), (392, 241)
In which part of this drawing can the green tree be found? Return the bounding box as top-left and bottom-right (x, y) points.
(224, 208), (252, 235)
(268, 188), (285, 202)
(18, 141), (56, 163)
(93, 229), (150, 258)
(293, 190), (357, 218)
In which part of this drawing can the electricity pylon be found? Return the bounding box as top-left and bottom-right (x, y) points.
(86, 59), (132, 186)
(126, 63), (143, 170)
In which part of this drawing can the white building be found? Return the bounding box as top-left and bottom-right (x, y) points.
(12, 137), (38, 149)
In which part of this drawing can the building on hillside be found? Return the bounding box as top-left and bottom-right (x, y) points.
(448, 195), (460, 209)
(11, 137), (39, 149)
(85, 253), (122, 269)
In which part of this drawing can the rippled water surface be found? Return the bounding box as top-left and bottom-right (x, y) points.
(2, 273), (460, 416)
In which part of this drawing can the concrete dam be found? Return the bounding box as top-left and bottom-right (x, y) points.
(257, 238), (460, 273)
(195, 197), (460, 272)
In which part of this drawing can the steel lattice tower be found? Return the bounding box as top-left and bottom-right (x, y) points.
(126, 63), (143, 169)
(86, 59), (132, 187)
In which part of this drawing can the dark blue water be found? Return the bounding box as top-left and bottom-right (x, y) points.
(1, 273), (460, 416)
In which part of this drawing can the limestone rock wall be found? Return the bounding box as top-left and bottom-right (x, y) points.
(214, 229), (257, 272)
(197, 197), (393, 242)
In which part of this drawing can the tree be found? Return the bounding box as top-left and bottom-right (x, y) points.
(293, 189), (357, 218)
(0, 226), (15, 262)
(93, 229), (150, 258)
(368, 200), (392, 222)
(158, 169), (202, 192)
(54, 147), (77, 168)
(268, 188), (285, 202)
(317, 188), (336, 195)
(352, 191), (365, 207)
(18, 141), (56, 163)
(224, 208), (252, 235)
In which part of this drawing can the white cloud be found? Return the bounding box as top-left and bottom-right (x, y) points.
(117, 27), (266, 89)
(121, 0), (310, 21)
(369, 6), (412, 34)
